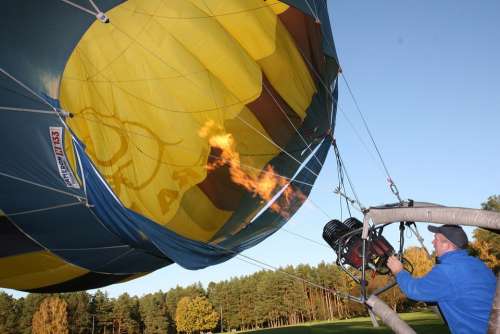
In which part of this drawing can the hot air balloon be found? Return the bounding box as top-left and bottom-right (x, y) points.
(0, 0), (339, 292)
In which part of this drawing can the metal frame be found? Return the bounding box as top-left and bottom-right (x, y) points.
(333, 223), (405, 303)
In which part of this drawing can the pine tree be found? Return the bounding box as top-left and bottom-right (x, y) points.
(112, 293), (141, 334)
(139, 292), (171, 334)
(64, 291), (92, 334)
(92, 290), (114, 334)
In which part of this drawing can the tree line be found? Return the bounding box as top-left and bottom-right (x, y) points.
(0, 253), (422, 334)
(1, 195), (498, 334)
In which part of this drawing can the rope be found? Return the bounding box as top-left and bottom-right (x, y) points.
(331, 138), (365, 211)
(87, 0), (101, 13)
(234, 252), (353, 301)
(0, 68), (57, 113)
(54, 0), (334, 185)
(263, 82), (324, 169)
(406, 224), (432, 258)
(303, 196), (334, 221)
(58, 0), (95, 16)
(340, 73), (403, 203)
(73, 40), (327, 197)
(338, 107), (387, 178)
(73, 139), (91, 207)
(0, 68), (91, 205)
(295, 39), (402, 207)
(236, 114), (320, 178)
(0, 106), (63, 116)
(0, 171), (86, 201)
(303, 0), (320, 23)
(296, 47), (385, 179)
(295, 35), (376, 183)
(71, 13), (326, 181)
(2, 2), (339, 241)
(0, 69), (84, 204)
(51, 245), (130, 251)
(58, 0), (109, 22)
(281, 228), (330, 249)
(333, 186), (363, 214)
(0, 67), (73, 132)
(122, 1), (287, 20)
(72, 113), (316, 188)
(6, 201), (85, 216)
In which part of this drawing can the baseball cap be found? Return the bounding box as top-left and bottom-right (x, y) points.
(428, 224), (468, 248)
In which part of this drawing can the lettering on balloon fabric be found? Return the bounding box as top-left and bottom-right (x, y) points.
(49, 127), (80, 189)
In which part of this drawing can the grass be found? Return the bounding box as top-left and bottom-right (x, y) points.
(237, 311), (449, 334)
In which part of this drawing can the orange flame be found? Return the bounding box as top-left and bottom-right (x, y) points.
(199, 121), (306, 218)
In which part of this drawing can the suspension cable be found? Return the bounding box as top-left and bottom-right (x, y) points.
(303, 0), (320, 23)
(74, 23), (324, 181)
(58, 0), (109, 23)
(338, 108), (386, 178)
(3, 3), (411, 298)
(0, 67), (90, 204)
(58, 0), (95, 16)
(0, 106), (69, 116)
(6, 201), (85, 216)
(296, 41), (403, 204)
(295, 45), (388, 187)
(406, 224), (431, 258)
(235, 114), (320, 178)
(0, 34), (334, 239)
(3, 4), (340, 252)
(340, 73), (403, 203)
(331, 137), (365, 211)
(234, 252), (355, 301)
(281, 228), (330, 249)
(263, 82), (325, 169)
(0, 171), (85, 202)
(335, 150), (354, 217)
(0, 67), (58, 113)
(79, 114), (319, 188)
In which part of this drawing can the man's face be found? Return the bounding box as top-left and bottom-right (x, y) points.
(432, 233), (454, 257)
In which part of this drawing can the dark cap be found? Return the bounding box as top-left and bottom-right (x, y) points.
(428, 224), (468, 248)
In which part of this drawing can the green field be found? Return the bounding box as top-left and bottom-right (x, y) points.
(237, 311), (449, 334)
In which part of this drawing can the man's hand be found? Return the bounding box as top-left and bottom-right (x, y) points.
(387, 255), (404, 275)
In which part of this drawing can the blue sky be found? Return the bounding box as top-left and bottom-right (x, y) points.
(3, 1), (499, 299)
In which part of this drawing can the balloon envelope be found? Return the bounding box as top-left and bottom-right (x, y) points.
(0, 0), (338, 292)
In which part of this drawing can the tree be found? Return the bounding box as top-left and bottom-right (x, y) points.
(468, 195), (500, 273)
(0, 292), (19, 333)
(175, 296), (219, 334)
(139, 292), (171, 334)
(64, 291), (92, 334)
(112, 293), (141, 334)
(17, 294), (47, 334)
(32, 297), (69, 334)
(166, 283), (204, 332)
(403, 247), (434, 277)
(92, 290), (114, 334)
(482, 195), (500, 212)
(175, 297), (191, 333)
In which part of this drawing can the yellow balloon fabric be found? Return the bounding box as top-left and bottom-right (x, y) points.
(60, 0), (316, 242)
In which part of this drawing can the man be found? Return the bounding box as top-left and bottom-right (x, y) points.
(387, 224), (496, 334)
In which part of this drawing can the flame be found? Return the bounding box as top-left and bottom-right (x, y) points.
(199, 121), (306, 218)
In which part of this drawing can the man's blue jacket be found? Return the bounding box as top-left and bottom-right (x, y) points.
(396, 249), (496, 334)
